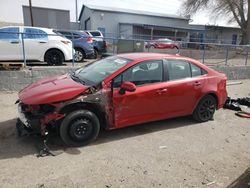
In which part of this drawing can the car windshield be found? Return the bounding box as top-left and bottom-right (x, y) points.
(72, 56), (132, 85)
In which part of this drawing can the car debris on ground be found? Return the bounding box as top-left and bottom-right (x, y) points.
(224, 97), (250, 118)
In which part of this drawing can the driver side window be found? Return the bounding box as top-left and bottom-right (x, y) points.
(113, 60), (163, 88)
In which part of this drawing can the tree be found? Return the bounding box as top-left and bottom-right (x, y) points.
(182, 0), (250, 44)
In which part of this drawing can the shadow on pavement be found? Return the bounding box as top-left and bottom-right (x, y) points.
(0, 116), (197, 160)
(227, 167), (250, 188)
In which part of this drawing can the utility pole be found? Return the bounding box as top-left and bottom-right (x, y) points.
(75, 0), (78, 22)
(29, 0), (34, 26)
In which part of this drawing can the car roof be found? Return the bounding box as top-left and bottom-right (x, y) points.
(0, 26), (54, 34)
(116, 53), (187, 61)
(86, 30), (103, 36)
(57, 30), (88, 36)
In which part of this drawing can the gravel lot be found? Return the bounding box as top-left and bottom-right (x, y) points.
(0, 80), (249, 188)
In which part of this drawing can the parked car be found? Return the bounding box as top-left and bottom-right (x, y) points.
(0, 26), (73, 65)
(56, 30), (95, 62)
(85, 30), (107, 58)
(146, 38), (180, 50)
(16, 53), (228, 147)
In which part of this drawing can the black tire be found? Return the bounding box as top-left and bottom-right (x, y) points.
(174, 46), (180, 53)
(45, 49), (64, 65)
(60, 110), (100, 147)
(93, 49), (98, 59)
(193, 95), (217, 122)
(74, 48), (85, 62)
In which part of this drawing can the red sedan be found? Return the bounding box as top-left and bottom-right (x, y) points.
(146, 38), (180, 49)
(16, 53), (227, 146)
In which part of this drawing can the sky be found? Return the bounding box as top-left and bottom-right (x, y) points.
(78, 0), (238, 27)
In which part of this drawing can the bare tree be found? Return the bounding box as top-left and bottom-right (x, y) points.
(182, 0), (250, 44)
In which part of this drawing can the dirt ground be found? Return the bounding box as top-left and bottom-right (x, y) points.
(0, 80), (250, 188)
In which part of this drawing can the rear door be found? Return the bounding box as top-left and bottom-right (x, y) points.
(0, 27), (22, 60)
(23, 28), (48, 60)
(160, 59), (206, 116)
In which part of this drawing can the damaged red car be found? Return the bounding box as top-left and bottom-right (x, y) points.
(16, 53), (228, 147)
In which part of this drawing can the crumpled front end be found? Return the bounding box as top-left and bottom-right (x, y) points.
(16, 101), (65, 136)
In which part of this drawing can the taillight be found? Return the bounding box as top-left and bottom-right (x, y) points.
(61, 40), (71, 45)
(87, 37), (93, 43)
(104, 40), (107, 48)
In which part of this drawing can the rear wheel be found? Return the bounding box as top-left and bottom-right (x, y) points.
(45, 49), (64, 65)
(193, 95), (217, 122)
(93, 49), (98, 59)
(60, 110), (100, 147)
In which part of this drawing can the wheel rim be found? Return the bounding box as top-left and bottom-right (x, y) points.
(198, 98), (216, 121)
(74, 50), (83, 62)
(69, 117), (93, 141)
(48, 53), (61, 65)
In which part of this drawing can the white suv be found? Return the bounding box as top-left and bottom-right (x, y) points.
(0, 26), (73, 65)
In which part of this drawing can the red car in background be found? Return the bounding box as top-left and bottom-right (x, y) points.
(16, 53), (227, 147)
(146, 38), (180, 50)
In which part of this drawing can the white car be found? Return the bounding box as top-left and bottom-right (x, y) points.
(0, 26), (73, 65)
(85, 30), (104, 39)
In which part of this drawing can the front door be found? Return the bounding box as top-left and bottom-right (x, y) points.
(112, 60), (165, 128)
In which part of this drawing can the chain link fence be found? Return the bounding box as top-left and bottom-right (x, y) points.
(0, 30), (249, 68)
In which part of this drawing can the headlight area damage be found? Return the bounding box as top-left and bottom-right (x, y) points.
(16, 103), (65, 136)
(16, 84), (113, 157)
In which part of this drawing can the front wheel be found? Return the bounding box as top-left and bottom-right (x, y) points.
(193, 95), (217, 122)
(74, 48), (85, 62)
(60, 110), (100, 147)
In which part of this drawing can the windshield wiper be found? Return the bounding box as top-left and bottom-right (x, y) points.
(70, 73), (85, 85)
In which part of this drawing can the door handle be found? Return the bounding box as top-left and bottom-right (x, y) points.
(39, 41), (47, 43)
(194, 81), (202, 86)
(156, 88), (168, 94)
(10, 41), (19, 44)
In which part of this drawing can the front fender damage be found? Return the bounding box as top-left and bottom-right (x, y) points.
(16, 84), (114, 137)
(16, 84), (113, 157)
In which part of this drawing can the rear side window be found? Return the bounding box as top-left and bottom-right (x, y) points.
(72, 33), (82, 39)
(56, 31), (71, 39)
(166, 60), (191, 81)
(0, 27), (19, 40)
(166, 60), (207, 81)
(190, 63), (207, 77)
(90, 31), (101, 37)
(23, 28), (47, 40)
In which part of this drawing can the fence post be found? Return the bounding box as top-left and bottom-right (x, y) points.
(112, 38), (115, 55)
(21, 33), (26, 67)
(71, 32), (75, 67)
(225, 46), (229, 65)
(147, 40), (150, 52)
(202, 44), (206, 64)
(245, 46), (249, 66)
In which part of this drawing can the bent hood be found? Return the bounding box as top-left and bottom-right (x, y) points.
(19, 74), (88, 105)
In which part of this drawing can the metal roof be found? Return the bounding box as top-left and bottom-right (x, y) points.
(79, 4), (189, 21)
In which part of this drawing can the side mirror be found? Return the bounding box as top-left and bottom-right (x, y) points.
(119, 81), (136, 95)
